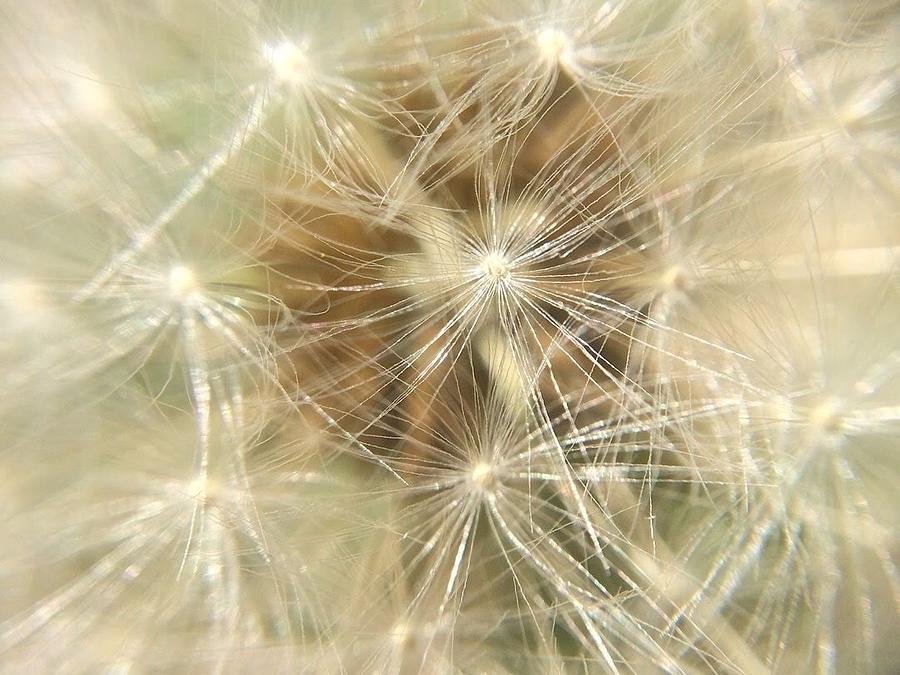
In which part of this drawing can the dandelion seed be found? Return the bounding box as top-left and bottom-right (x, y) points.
(264, 39), (313, 87)
(479, 251), (512, 282)
(468, 461), (497, 496)
(389, 621), (410, 646)
(535, 27), (573, 67)
(658, 265), (691, 293)
(808, 397), (845, 436)
(167, 265), (198, 302)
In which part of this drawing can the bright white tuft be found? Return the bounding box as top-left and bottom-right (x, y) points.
(264, 40), (312, 86)
(536, 27), (572, 66)
(167, 265), (198, 302)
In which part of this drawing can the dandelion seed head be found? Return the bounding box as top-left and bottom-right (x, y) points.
(536, 27), (572, 66)
(185, 473), (209, 500)
(659, 265), (691, 293)
(68, 71), (115, 118)
(808, 397), (845, 435)
(480, 251), (512, 283)
(469, 461), (497, 495)
(389, 621), (410, 645)
(167, 265), (198, 302)
(839, 77), (896, 129)
(7, 3), (898, 671)
(264, 39), (311, 87)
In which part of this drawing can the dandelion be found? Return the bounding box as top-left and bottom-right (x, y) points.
(1, 1), (898, 673)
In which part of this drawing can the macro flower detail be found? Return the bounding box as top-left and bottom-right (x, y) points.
(1, 1), (897, 673)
